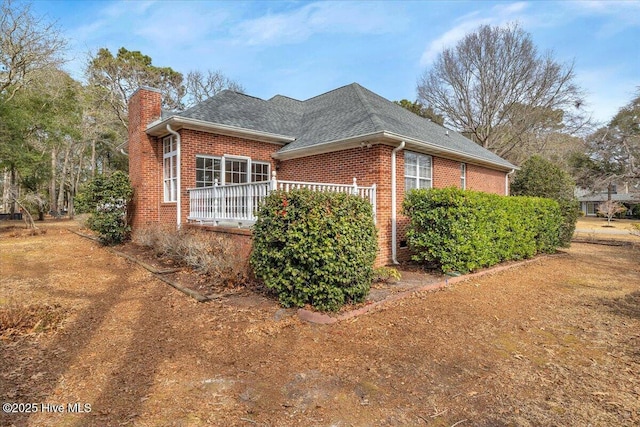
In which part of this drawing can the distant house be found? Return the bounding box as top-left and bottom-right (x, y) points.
(577, 185), (640, 217)
(128, 83), (516, 265)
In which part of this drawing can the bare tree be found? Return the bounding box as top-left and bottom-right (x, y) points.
(597, 200), (627, 226)
(0, 0), (66, 103)
(184, 69), (244, 107)
(417, 23), (590, 163)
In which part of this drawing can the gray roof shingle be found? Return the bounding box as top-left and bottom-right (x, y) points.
(173, 83), (515, 169)
(176, 90), (300, 136)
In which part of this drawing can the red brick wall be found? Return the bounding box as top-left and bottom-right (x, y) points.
(128, 88), (162, 229)
(128, 90), (508, 267)
(467, 163), (506, 194)
(278, 145), (392, 265)
(178, 129), (281, 224)
(433, 157), (463, 189)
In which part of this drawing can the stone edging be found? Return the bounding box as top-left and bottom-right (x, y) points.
(297, 254), (565, 324)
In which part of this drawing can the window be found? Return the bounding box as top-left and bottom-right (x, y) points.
(225, 157), (248, 184)
(251, 162), (270, 182)
(404, 151), (432, 190)
(587, 202), (596, 215)
(460, 163), (467, 189)
(163, 136), (177, 202)
(195, 156), (270, 186)
(196, 156), (221, 187)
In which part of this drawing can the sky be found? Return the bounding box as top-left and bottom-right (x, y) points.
(27, 0), (640, 125)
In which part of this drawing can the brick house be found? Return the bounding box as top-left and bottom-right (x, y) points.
(128, 83), (516, 265)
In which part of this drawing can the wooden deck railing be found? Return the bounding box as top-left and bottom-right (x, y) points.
(188, 173), (376, 226)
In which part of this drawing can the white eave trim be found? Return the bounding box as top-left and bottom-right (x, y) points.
(273, 130), (517, 172)
(146, 116), (295, 145)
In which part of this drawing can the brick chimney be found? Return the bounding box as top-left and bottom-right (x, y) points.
(128, 87), (162, 229)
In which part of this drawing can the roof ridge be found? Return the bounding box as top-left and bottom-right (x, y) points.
(269, 94), (302, 102)
(178, 89), (268, 117)
(225, 89), (265, 102)
(351, 83), (385, 131)
(299, 82), (362, 102)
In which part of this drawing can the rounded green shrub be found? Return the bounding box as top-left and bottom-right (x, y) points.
(250, 189), (377, 312)
(511, 156), (579, 247)
(78, 171), (133, 245)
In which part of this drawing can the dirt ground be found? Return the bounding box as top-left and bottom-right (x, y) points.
(1, 220), (639, 427)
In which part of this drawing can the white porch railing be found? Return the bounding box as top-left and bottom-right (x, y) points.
(188, 172), (376, 226)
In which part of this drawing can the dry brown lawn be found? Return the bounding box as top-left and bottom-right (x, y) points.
(1, 220), (639, 426)
(576, 215), (640, 231)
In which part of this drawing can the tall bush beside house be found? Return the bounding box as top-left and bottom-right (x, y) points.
(76, 171), (133, 245)
(511, 156), (579, 246)
(251, 189), (377, 312)
(403, 188), (561, 273)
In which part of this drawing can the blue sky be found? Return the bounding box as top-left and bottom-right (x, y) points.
(28, 0), (640, 125)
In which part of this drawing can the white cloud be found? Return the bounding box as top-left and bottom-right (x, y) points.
(134, 7), (229, 46)
(418, 1), (531, 67)
(569, 0), (640, 36)
(68, 0), (158, 44)
(103, 0), (156, 18)
(419, 18), (490, 67)
(233, 1), (405, 46)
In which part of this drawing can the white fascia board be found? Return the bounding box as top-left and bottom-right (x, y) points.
(273, 131), (517, 172)
(386, 132), (518, 172)
(272, 131), (391, 160)
(146, 116), (295, 145)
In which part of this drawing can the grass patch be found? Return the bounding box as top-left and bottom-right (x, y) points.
(0, 302), (66, 338)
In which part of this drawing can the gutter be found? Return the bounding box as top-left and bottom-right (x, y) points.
(166, 124), (181, 228)
(147, 116), (294, 144)
(505, 169), (515, 196)
(273, 130), (516, 172)
(391, 141), (405, 265)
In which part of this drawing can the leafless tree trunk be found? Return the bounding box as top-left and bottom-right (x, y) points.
(49, 146), (58, 216)
(1, 169), (10, 213)
(91, 138), (96, 178)
(56, 145), (70, 214)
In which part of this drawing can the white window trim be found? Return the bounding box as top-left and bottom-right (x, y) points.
(195, 154), (222, 188)
(163, 136), (177, 202)
(251, 160), (271, 182)
(461, 162), (467, 190)
(404, 151), (433, 190)
(223, 154), (251, 184)
(194, 155), (270, 186)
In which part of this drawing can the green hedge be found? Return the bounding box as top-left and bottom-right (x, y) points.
(250, 189), (377, 312)
(403, 188), (562, 273)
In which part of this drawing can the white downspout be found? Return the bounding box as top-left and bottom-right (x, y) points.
(505, 169), (515, 196)
(391, 141), (405, 265)
(167, 125), (181, 228)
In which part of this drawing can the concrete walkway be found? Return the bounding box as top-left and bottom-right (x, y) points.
(574, 227), (633, 235)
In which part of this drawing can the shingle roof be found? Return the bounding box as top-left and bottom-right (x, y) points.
(175, 90), (301, 136)
(173, 82), (515, 169)
(578, 193), (640, 202)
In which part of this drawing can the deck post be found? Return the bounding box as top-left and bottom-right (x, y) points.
(213, 179), (219, 226)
